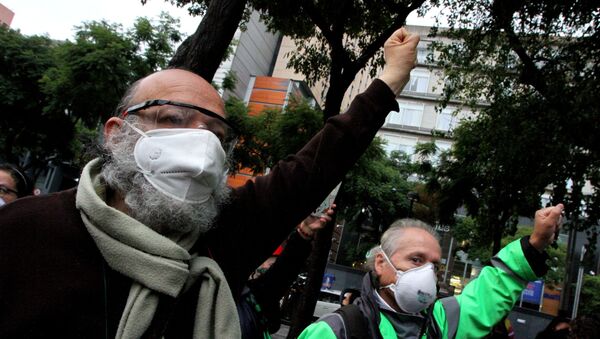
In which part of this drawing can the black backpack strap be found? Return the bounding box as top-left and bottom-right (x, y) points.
(439, 297), (460, 339)
(334, 304), (369, 339)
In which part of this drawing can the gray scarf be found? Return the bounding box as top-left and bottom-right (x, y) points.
(75, 158), (240, 339)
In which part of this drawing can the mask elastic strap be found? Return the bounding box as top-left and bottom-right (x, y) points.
(379, 246), (398, 271)
(378, 246), (399, 290)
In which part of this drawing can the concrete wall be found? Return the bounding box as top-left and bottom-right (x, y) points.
(224, 11), (282, 101)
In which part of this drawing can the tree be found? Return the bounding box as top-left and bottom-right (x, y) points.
(156, 0), (250, 82)
(427, 0), (599, 310)
(225, 95), (325, 175)
(0, 26), (55, 167)
(336, 144), (416, 266)
(43, 13), (183, 128)
(579, 275), (600, 317)
(424, 0), (599, 251)
(253, 0), (427, 119)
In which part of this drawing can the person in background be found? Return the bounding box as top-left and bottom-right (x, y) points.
(299, 204), (564, 339)
(340, 288), (361, 306)
(486, 316), (515, 339)
(239, 206), (335, 339)
(536, 311), (571, 339)
(568, 314), (600, 339)
(0, 163), (32, 206)
(0, 27), (419, 339)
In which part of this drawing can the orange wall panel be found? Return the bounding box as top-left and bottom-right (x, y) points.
(254, 77), (289, 91)
(248, 102), (281, 116)
(249, 89), (287, 105)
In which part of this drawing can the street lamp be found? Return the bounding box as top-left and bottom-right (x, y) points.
(407, 191), (419, 218)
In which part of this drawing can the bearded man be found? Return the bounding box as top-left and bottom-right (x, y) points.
(0, 28), (419, 339)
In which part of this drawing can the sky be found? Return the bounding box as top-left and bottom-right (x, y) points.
(2, 0), (201, 40)
(2, 0), (438, 41)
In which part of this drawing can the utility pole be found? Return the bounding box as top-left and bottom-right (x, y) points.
(572, 245), (587, 319)
(407, 191), (419, 218)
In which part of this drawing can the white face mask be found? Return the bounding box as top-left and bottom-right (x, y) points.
(126, 122), (227, 203)
(380, 250), (437, 313)
(0, 197), (5, 207)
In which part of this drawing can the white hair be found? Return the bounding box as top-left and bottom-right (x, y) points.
(365, 218), (440, 271)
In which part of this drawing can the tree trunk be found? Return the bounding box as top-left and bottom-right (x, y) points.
(492, 211), (510, 255)
(168, 0), (247, 82)
(322, 67), (358, 119)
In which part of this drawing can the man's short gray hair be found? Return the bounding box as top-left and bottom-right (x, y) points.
(114, 79), (142, 116)
(365, 218), (440, 271)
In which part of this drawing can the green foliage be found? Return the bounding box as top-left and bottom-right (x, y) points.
(545, 239), (568, 288)
(336, 138), (416, 265)
(253, 0), (423, 86)
(227, 96), (324, 174)
(221, 70), (237, 92)
(42, 21), (138, 128)
(162, 0), (253, 27)
(579, 275), (600, 317)
(453, 220), (568, 286)
(0, 26), (62, 166)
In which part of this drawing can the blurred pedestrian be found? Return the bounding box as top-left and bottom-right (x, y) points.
(340, 288), (361, 306)
(536, 312), (571, 339)
(567, 314), (599, 339)
(486, 316), (515, 339)
(0, 163), (32, 206)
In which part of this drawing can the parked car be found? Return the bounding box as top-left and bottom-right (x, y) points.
(313, 289), (341, 319)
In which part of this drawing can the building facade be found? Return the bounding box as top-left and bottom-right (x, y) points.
(0, 3), (14, 27)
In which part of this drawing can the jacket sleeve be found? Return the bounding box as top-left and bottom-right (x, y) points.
(433, 237), (548, 339)
(298, 319), (340, 339)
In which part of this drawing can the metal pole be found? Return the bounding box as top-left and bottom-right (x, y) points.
(519, 290), (524, 307)
(560, 227), (578, 312)
(572, 245), (587, 319)
(539, 281), (545, 312)
(443, 237), (455, 284)
(462, 261), (469, 286)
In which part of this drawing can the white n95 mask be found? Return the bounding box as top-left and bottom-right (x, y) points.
(380, 250), (437, 313)
(126, 122), (226, 203)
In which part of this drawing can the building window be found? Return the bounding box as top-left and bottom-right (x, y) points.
(435, 140), (452, 153)
(388, 101), (424, 128)
(436, 108), (457, 131)
(407, 69), (429, 93)
(417, 46), (428, 64)
(431, 140), (452, 164)
(382, 134), (418, 157)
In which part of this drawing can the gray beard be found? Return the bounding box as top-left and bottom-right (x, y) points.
(100, 120), (230, 235)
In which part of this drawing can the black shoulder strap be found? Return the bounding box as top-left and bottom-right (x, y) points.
(439, 297), (460, 339)
(335, 304), (369, 339)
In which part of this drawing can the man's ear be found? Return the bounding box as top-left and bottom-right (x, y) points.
(104, 117), (124, 142)
(374, 253), (386, 276)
